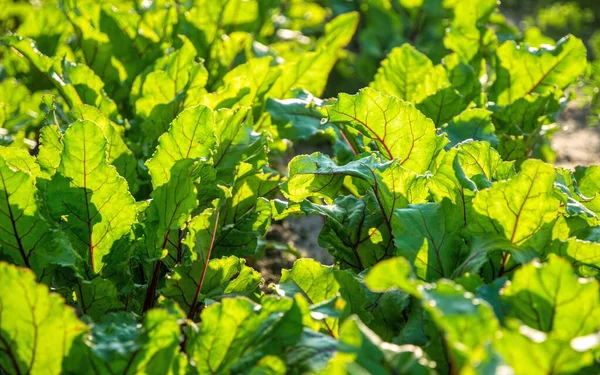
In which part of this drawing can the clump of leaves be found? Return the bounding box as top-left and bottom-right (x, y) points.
(0, 0), (598, 374)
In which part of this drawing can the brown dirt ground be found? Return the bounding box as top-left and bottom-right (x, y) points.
(553, 103), (600, 168)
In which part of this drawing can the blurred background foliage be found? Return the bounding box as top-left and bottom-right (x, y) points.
(1, 0), (599, 126)
(502, 0), (600, 124)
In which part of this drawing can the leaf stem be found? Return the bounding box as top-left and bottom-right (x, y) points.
(142, 232), (172, 312)
(187, 210), (220, 320)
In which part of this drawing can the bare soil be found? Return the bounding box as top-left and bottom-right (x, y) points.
(553, 103), (600, 168)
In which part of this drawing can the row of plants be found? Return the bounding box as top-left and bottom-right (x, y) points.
(0, 0), (598, 374)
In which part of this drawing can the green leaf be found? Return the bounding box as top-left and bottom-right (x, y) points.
(2, 35), (118, 118)
(163, 256), (262, 314)
(502, 255), (600, 339)
(496, 256), (600, 374)
(70, 105), (138, 192)
(443, 109), (498, 147)
(132, 36), (208, 144)
(200, 57), (278, 110)
(322, 316), (436, 374)
(276, 259), (340, 336)
(415, 66), (468, 126)
(267, 12), (359, 99)
(143, 159), (201, 260)
(300, 195), (391, 270)
(575, 165), (600, 215)
(335, 269), (411, 341)
(467, 159), (559, 251)
(266, 90), (330, 141)
(0, 262), (86, 375)
(75, 277), (124, 321)
(392, 199), (466, 280)
(492, 35), (587, 105)
(36, 125), (63, 179)
(213, 107), (268, 184)
(364, 257), (421, 297)
(287, 153), (429, 235)
(370, 44), (434, 103)
(145, 105), (216, 189)
(65, 309), (184, 375)
(187, 297), (303, 374)
(327, 88), (444, 172)
(0, 149), (49, 270)
(548, 238), (600, 277)
(365, 257), (503, 373)
(45, 120), (137, 275)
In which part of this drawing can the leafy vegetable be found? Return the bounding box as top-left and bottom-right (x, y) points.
(0, 0), (597, 374)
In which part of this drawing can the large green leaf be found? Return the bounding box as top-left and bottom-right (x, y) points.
(276, 259), (344, 336)
(322, 316), (436, 374)
(65, 309), (184, 375)
(287, 153), (429, 229)
(467, 159), (559, 252)
(163, 256), (262, 316)
(502, 255), (600, 339)
(392, 199), (466, 281)
(0, 149), (49, 270)
(0, 262), (86, 375)
(326, 88), (444, 172)
(145, 105), (216, 188)
(45, 120), (137, 275)
(370, 44), (434, 103)
(267, 12), (359, 99)
(299, 195), (392, 270)
(70, 105), (138, 192)
(2, 35), (118, 118)
(497, 256), (600, 373)
(492, 35), (587, 105)
(186, 297), (303, 374)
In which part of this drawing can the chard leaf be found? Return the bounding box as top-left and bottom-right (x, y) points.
(300, 195), (391, 270)
(370, 44), (434, 103)
(443, 109), (498, 147)
(2, 35), (117, 118)
(492, 35), (587, 105)
(200, 57), (278, 110)
(366, 257), (503, 373)
(287, 153), (429, 228)
(322, 317), (436, 374)
(45, 120), (137, 275)
(548, 238), (600, 277)
(327, 88), (444, 172)
(0, 149), (49, 270)
(266, 91), (330, 141)
(415, 65), (467, 126)
(187, 297), (303, 374)
(392, 199), (466, 280)
(502, 255), (600, 338)
(65, 309), (184, 375)
(132, 36), (208, 144)
(143, 159), (201, 261)
(163, 256), (262, 316)
(496, 256), (600, 374)
(575, 165), (600, 215)
(276, 259), (340, 336)
(36, 125), (63, 179)
(145, 105), (216, 189)
(70, 105), (138, 192)
(213, 107), (268, 184)
(267, 12), (359, 99)
(75, 277), (124, 320)
(0, 262), (86, 375)
(467, 159), (559, 252)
